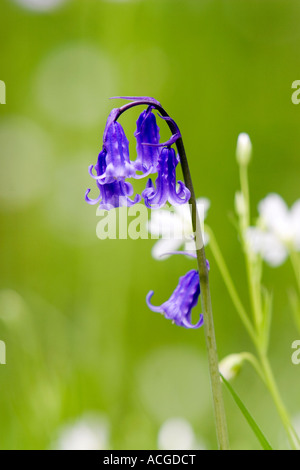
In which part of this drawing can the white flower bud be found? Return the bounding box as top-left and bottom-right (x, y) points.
(236, 133), (252, 166)
(219, 354), (245, 381)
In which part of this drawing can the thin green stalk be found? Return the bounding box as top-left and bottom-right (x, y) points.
(239, 164), (250, 229)
(221, 373), (273, 450)
(238, 157), (299, 448)
(290, 251), (300, 294)
(239, 163), (263, 331)
(205, 226), (257, 345)
(116, 98), (230, 450)
(207, 226), (300, 449)
(288, 288), (300, 334)
(239, 352), (265, 383)
(259, 353), (300, 450)
(176, 138), (230, 450)
(244, 252), (264, 339)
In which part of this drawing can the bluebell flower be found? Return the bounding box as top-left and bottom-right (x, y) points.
(134, 107), (160, 174)
(88, 148), (113, 184)
(89, 121), (137, 183)
(85, 180), (140, 211)
(142, 146), (191, 209)
(146, 269), (203, 329)
(86, 100), (190, 212)
(85, 146), (140, 210)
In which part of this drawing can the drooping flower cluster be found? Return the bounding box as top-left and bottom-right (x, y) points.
(85, 105), (191, 211)
(85, 98), (206, 330)
(246, 193), (300, 267)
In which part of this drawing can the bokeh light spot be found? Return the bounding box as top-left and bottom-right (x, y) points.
(0, 289), (28, 324)
(45, 153), (99, 245)
(35, 43), (117, 128)
(137, 346), (210, 423)
(13, 0), (67, 12)
(158, 418), (196, 450)
(222, 0), (300, 43)
(0, 116), (52, 210)
(53, 413), (110, 450)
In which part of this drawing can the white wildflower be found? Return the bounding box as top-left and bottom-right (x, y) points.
(147, 198), (210, 260)
(246, 194), (300, 267)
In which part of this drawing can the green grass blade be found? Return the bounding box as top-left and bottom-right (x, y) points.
(261, 287), (273, 353)
(221, 373), (273, 450)
(288, 288), (300, 334)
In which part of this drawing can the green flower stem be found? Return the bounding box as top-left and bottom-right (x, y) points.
(205, 226), (257, 345)
(208, 225), (300, 449)
(175, 139), (229, 451)
(245, 251), (264, 334)
(250, 351), (297, 444)
(288, 289), (300, 334)
(289, 252), (300, 333)
(239, 352), (265, 383)
(238, 159), (300, 448)
(117, 98), (229, 449)
(259, 352), (300, 450)
(239, 163), (263, 332)
(239, 163), (250, 229)
(290, 251), (300, 294)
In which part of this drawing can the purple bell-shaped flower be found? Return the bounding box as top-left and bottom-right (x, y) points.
(142, 146), (191, 209)
(146, 269), (203, 329)
(85, 146), (140, 210)
(134, 107), (160, 174)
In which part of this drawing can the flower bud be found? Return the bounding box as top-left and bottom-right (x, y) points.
(236, 133), (252, 166)
(219, 354), (245, 381)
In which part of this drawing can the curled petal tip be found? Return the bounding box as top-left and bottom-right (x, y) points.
(88, 164), (100, 179)
(182, 314), (204, 329)
(85, 188), (101, 205)
(146, 291), (162, 313)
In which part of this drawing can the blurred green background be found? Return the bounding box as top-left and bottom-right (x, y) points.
(0, 0), (300, 450)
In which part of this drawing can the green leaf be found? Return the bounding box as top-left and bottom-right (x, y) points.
(220, 373), (273, 450)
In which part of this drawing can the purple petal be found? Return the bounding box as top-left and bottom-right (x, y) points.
(85, 188), (101, 205)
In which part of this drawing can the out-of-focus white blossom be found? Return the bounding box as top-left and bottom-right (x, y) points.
(147, 198), (210, 260)
(53, 413), (110, 450)
(236, 133), (252, 166)
(158, 417), (204, 450)
(13, 0), (67, 12)
(246, 193), (300, 267)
